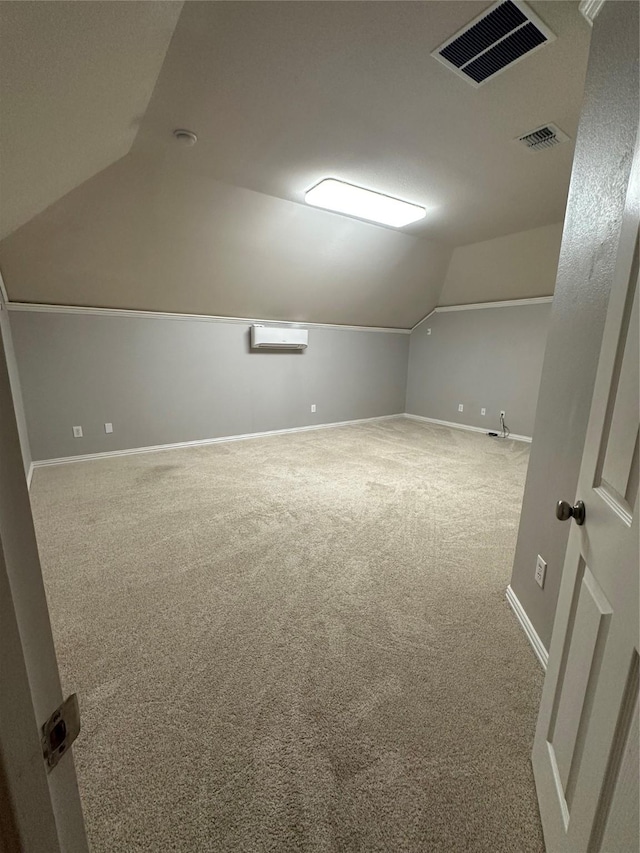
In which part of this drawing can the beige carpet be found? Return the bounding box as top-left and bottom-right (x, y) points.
(31, 418), (545, 852)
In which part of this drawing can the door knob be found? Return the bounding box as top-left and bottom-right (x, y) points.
(556, 499), (585, 526)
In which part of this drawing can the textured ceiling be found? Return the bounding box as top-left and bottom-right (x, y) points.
(0, 151), (452, 329)
(0, 1), (591, 326)
(136, 0), (591, 245)
(0, 1), (183, 239)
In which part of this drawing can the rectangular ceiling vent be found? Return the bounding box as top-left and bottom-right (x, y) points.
(432, 0), (555, 87)
(517, 123), (570, 151)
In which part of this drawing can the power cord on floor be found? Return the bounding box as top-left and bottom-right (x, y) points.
(487, 413), (511, 440)
(499, 412), (510, 439)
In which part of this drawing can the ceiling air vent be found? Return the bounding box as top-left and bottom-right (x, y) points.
(517, 123), (570, 151)
(432, 0), (555, 87)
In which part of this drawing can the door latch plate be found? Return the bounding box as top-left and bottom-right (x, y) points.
(41, 693), (80, 772)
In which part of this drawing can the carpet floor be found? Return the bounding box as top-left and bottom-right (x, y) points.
(31, 418), (545, 852)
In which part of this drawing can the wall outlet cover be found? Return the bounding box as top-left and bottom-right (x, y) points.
(105, 423), (113, 434)
(72, 426), (83, 438)
(426, 328), (432, 335)
(458, 403), (464, 412)
(481, 408), (486, 416)
(311, 404), (316, 413)
(535, 555), (547, 589)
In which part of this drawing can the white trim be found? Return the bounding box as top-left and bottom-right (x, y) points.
(410, 308), (438, 332)
(26, 462), (34, 490)
(0, 270), (8, 305)
(579, 0), (605, 25)
(435, 296), (553, 314)
(30, 414), (404, 471)
(505, 585), (549, 670)
(403, 413), (532, 443)
(5, 296), (554, 334)
(6, 302), (410, 335)
(410, 296), (553, 331)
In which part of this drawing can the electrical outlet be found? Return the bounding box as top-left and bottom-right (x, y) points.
(535, 555), (547, 589)
(481, 408), (486, 416)
(104, 423), (113, 434)
(72, 426), (83, 438)
(458, 404), (464, 412)
(311, 404), (316, 413)
(500, 410), (506, 419)
(426, 328), (432, 335)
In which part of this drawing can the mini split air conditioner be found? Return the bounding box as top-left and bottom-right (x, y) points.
(250, 324), (308, 350)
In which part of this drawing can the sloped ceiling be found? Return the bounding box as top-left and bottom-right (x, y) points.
(0, 151), (452, 328)
(0, 0), (183, 239)
(135, 0), (590, 245)
(0, 1), (591, 327)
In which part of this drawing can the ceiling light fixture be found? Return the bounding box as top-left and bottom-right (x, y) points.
(305, 179), (426, 228)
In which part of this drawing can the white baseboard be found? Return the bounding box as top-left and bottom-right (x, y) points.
(505, 585), (549, 670)
(26, 462), (34, 489)
(30, 414), (404, 474)
(404, 413), (532, 443)
(28, 412), (530, 484)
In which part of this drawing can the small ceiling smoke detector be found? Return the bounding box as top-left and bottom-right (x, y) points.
(173, 129), (198, 147)
(516, 123), (570, 152)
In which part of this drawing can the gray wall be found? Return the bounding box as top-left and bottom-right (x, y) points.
(406, 303), (551, 438)
(510, 1), (639, 649)
(0, 299), (31, 476)
(9, 310), (409, 461)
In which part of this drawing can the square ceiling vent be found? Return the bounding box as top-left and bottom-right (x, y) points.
(432, 0), (556, 87)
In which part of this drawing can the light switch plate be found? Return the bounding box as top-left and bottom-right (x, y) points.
(104, 423), (113, 434)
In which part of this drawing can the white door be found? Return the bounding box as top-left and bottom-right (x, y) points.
(0, 299), (89, 852)
(532, 142), (639, 851)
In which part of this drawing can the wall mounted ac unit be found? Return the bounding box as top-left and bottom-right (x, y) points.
(250, 324), (308, 350)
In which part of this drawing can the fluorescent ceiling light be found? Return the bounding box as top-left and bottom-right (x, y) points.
(305, 179), (426, 228)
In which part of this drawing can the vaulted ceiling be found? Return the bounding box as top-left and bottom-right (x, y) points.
(0, 1), (591, 327)
(0, 1), (183, 239)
